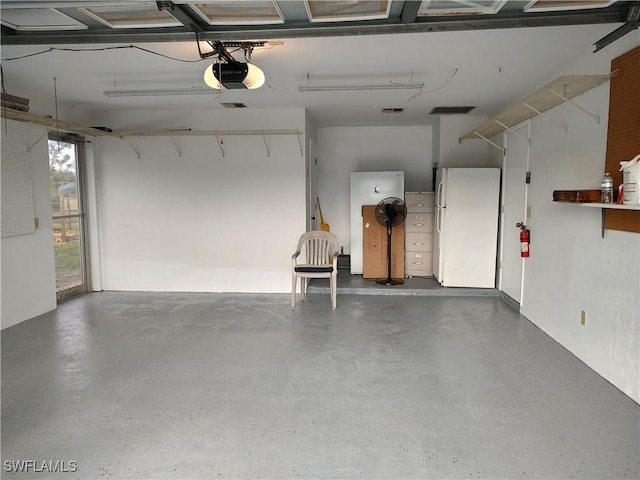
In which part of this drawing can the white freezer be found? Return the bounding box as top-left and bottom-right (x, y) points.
(433, 168), (500, 288)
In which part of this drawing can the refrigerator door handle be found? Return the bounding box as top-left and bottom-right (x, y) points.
(436, 207), (442, 234)
(436, 180), (444, 208)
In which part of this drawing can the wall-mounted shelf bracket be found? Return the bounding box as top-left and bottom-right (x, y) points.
(554, 200), (640, 237)
(28, 125), (56, 152)
(297, 133), (303, 157)
(262, 133), (270, 158)
(169, 135), (182, 158)
(215, 135), (225, 158)
(492, 119), (529, 143)
(544, 87), (600, 123)
(471, 131), (505, 153)
(121, 136), (141, 159)
(521, 101), (568, 134)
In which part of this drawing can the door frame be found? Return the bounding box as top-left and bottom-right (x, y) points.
(307, 137), (318, 232)
(497, 121), (530, 308)
(49, 132), (91, 301)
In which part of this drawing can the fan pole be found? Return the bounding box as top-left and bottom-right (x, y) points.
(376, 218), (404, 286)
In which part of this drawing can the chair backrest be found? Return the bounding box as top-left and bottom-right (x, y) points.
(297, 230), (339, 266)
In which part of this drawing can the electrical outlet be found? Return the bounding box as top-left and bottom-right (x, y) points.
(581, 310), (587, 326)
(34, 217), (39, 229)
(527, 206), (532, 219)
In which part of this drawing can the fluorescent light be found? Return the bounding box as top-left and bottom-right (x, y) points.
(298, 82), (424, 92)
(104, 88), (215, 97)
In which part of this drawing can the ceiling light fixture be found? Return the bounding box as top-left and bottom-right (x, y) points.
(198, 39), (265, 90)
(204, 62), (265, 90)
(298, 82), (424, 92)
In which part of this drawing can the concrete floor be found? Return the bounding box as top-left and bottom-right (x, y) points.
(1, 288), (639, 479)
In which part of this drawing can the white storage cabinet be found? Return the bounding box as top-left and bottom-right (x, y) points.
(404, 192), (434, 277)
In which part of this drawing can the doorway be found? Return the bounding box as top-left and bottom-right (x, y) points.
(48, 134), (89, 301)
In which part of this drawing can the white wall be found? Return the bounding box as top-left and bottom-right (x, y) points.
(91, 107), (307, 293)
(509, 37), (640, 403)
(316, 125), (434, 254)
(439, 115), (491, 167)
(1, 120), (57, 329)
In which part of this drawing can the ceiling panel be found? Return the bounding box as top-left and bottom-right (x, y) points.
(190, 1), (284, 25)
(79, 4), (182, 29)
(418, 0), (508, 16)
(304, 0), (391, 22)
(524, 0), (617, 12)
(0, 8), (87, 30)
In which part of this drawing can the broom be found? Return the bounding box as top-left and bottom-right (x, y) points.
(316, 197), (330, 231)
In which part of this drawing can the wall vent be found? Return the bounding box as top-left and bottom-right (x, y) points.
(429, 106), (476, 115)
(381, 107), (404, 114)
(221, 102), (247, 108)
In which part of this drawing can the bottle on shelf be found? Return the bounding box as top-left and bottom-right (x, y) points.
(601, 172), (614, 204)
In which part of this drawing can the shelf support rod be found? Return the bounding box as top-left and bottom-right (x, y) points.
(262, 133), (270, 158)
(601, 208), (606, 238)
(522, 102), (568, 134)
(544, 87), (600, 123)
(215, 135), (225, 158)
(121, 136), (141, 159)
(297, 133), (303, 157)
(473, 131), (504, 152)
(169, 135), (182, 158)
(28, 125), (55, 152)
(492, 119), (529, 143)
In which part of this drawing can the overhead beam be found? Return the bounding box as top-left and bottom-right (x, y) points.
(594, 3), (640, 52)
(155, 1), (207, 34)
(0, 10), (629, 45)
(400, 0), (422, 24)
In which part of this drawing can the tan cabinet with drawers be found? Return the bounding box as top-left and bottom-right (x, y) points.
(404, 192), (434, 277)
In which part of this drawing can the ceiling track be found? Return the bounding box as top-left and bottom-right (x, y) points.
(1, 10), (630, 45)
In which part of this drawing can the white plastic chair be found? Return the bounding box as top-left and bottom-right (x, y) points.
(291, 230), (339, 310)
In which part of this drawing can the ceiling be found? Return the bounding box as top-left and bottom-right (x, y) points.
(1, 1), (639, 127)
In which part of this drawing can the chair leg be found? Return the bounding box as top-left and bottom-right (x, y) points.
(302, 278), (307, 302)
(291, 275), (297, 309)
(331, 274), (337, 310)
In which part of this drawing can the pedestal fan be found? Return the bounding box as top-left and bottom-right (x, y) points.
(375, 197), (407, 285)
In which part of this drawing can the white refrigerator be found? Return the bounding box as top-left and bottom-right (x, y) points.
(350, 171), (404, 274)
(433, 168), (500, 287)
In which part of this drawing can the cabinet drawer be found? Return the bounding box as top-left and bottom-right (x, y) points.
(405, 252), (433, 271)
(405, 232), (433, 251)
(405, 192), (434, 213)
(405, 213), (433, 232)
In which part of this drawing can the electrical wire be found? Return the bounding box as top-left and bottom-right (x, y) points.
(406, 68), (458, 104)
(2, 45), (204, 63)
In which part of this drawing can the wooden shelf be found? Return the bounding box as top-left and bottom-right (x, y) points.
(1, 107), (114, 137)
(460, 74), (611, 143)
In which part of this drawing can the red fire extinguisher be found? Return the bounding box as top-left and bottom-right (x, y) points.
(517, 223), (530, 258)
